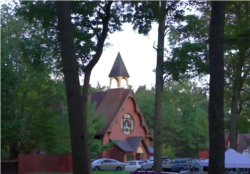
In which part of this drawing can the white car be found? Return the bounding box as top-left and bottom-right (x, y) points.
(125, 160), (145, 171)
(141, 157), (171, 171)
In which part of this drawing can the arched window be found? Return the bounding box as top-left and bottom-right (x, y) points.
(121, 113), (134, 135)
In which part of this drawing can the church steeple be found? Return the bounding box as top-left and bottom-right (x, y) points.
(109, 52), (130, 88)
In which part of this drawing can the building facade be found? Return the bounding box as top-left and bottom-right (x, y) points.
(91, 53), (154, 162)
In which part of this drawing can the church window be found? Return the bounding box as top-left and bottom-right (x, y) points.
(121, 114), (134, 135)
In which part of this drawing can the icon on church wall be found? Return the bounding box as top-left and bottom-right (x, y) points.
(124, 120), (130, 130)
(121, 114), (134, 135)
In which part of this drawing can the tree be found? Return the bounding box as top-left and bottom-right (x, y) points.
(166, 1), (250, 149)
(51, 95), (115, 158)
(18, 1), (124, 173)
(0, 4), (61, 159)
(1, 4), (114, 161)
(56, 2), (89, 173)
(224, 2), (250, 150)
(86, 98), (116, 158)
(135, 82), (209, 158)
(126, 1), (185, 170)
(208, 2), (226, 174)
(135, 85), (155, 128)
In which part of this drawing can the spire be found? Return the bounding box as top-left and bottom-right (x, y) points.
(109, 52), (130, 89)
(109, 52), (130, 78)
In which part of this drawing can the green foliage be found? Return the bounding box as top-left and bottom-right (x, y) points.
(135, 86), (155, 128)
(1, 4), (112, 158)
(125, 1), (186, 35)
(162, 146), (175, 160)
(135, 82), (209, 158)
(48, 97), (114, 158)
(1, 5), (64, 157)
(166, 13), (209, 81)
(86, 98), (115, 158)
(17, 1), (124, 74)
(166, 1), (250, 134)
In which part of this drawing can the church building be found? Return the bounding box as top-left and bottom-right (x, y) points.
(91, 52), (154, 162)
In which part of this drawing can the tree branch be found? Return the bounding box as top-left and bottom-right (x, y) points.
(242, 89), (250, 95)
(153, 41), (157, 50)
(165, 1), (178, 14)
(85, 1), (112, 73)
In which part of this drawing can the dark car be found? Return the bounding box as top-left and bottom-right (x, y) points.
(171, 158), (196, 173)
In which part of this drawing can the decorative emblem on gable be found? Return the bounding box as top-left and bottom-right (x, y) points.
(121, 113), (134, 135)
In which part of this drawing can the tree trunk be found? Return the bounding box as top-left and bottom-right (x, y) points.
(80, 2), (112, 172)
(153, 1), (166, 172)
(9, 143), (18, 160)
(229, 87), (240, 150)
(208, 2), (226, 174)
(56, 2), (88, 174)
(229, 49), (245, 150)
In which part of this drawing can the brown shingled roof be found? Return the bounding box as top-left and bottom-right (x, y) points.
(92, 88), (131, 136)
(91, 88), (152, 139)
(91, 92), (107, 109)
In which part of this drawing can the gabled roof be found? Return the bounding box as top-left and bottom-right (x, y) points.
(238, 134), (250, 153)
(91, 91), (107, 109)
(91, 88), (152, 138)
(111, 139), (134, 152)
(147, 145), (154, 154)
(225, 133), (250, 153)
(108, 52), (130, 78)
(126, 137), (143, 150)
(91, 88), (131, 135)
(111, 137), (154, 153)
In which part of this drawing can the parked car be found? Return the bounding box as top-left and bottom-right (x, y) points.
(91, 159), (96, 163)
(199, 158), (207, 162)
(180, 163), (201, 174)
(91, 158), (125, 171)
(125, 160), (145, 171)
(141, 157), (171, 171)
(147, 157), (154, 162)
(171, 158), (197, 172)
(146, 156), (168, 162)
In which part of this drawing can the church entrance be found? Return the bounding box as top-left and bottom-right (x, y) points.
(136, 147), (144, 160)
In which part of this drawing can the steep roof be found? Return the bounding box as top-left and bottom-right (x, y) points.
(108, 52), (130, 78)
(111, 137), (153, 153)
(225, 133), (250, 153)
(238, 134), (250, 153)
(91, 88), (131, 135)
(111, 139), (134, 152)
(126, 137), (143, 150)
(147, 144), (154, 154)
(91, 88), (151, 138)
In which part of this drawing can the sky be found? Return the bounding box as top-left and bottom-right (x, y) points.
(2, 0), (207, 91)
(0, 0), (159, 90)
(86, 23), (160, 90)
(85, 8), (203, 91)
